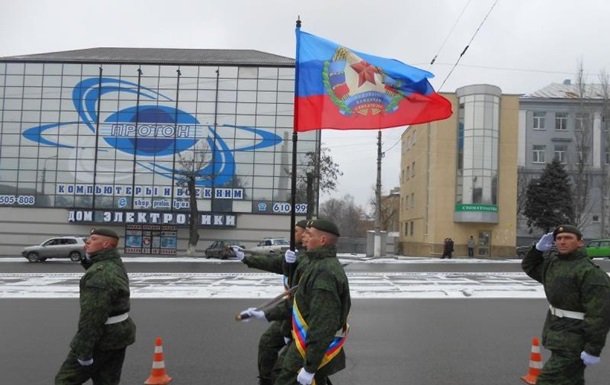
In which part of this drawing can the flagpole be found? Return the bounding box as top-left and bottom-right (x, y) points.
(290, 18), (303, 250)
(285, 17), (302, 286)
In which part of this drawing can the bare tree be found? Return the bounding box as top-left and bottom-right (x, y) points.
(319, 194), (369, 238)
(571, 62), (594, 229)
(289, 146), (343, 219)
(176, 142), (213, 255)
(599, 70), (610, 237)
(369, 189), (399, 232)
(517, 167), (534, 217)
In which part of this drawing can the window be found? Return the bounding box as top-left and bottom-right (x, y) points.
(533, 112), (546, 130)
(406, 166), (410, 180)
(411, 161), (415, 177)
(410, 193), (415, 208)
(555, 112), (568, 131)
(592, 215), (600, 223)
(554, 145), (568, 164)
(533, 145), (546, 163)
(606, 152), (610, 165)
(410, 221), (414, 236)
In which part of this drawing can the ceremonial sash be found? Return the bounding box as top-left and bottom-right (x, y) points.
(291, 298), (350, 369)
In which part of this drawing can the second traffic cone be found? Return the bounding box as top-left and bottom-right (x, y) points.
(144, 337), (173, 385)
(520, 337), (543, 384)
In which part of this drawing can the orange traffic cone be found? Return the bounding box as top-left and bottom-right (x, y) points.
(521, 337), (543, 384)
(144, 337), (173, 385)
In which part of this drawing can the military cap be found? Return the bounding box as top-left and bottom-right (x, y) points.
(553, 224), (582, 240)
(90, 227), (119, 240)
(296, 219), (309, 229)
(310, 218), (340, 237)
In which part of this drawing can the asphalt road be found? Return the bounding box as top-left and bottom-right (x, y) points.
(2, 259), (610, 385)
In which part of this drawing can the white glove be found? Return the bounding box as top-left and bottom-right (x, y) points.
(241, 307), (267, 321)
(581, 351), (600, 366)
(297, 368), (315, 385)
(535, 232), (554, 252)
(285, 250), (297, 263)
(232, 246), (245, 261)
(77, 358), (94, 366)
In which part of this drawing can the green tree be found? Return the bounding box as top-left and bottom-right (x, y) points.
(524, 158), (575, 233)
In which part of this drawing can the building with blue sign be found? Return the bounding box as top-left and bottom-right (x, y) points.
(0, 48), (318, 255)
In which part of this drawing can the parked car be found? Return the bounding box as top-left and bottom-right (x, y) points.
(249, 238), (290, 255)
(22, 236), (87, 263)
(586, 239), (610, 258)
(204, 240), (244, 259)
(516, 242), (535, 258)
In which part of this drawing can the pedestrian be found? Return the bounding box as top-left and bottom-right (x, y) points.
(234, 219), (311, 385)
(522, 224), (610, 385)
(467, 235), (475, 257)
(448, 238), (454, 258)
(242, 218), (351, 385)
(55, 228), (136, 385)
(441, 238), (454, 259)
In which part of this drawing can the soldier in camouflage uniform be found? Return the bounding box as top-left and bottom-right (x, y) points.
(235, 220), (311, 385)
(55, 228), (136, 385)
(522, 224), (610, 385)
(270, 218), (351, 385)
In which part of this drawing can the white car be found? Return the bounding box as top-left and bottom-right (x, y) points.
(249, 238), (290, 255)
(22, 236), (86, 262)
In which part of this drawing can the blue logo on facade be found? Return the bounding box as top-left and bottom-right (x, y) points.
(22, 77), (282, 186)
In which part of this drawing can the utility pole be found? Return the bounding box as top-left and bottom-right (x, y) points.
(374, 130), (382, 258)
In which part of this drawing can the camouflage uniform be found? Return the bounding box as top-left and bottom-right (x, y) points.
(273, 244), (351, 385)
(522, 246), (610, 385)
(55, 248), (136, 385)
(243, 244), (309, 385)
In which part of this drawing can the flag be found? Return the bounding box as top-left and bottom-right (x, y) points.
(294, 29), (453, 132)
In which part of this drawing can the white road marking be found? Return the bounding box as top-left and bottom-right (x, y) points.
(0, 271), (545, 299)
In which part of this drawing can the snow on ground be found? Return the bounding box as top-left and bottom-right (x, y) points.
(0, 254), (525, 264)
(0, 255), (548, 299)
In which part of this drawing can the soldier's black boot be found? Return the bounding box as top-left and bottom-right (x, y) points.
(258, 376), (273, 385)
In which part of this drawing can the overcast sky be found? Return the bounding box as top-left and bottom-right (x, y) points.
(1, 0), (609, 209)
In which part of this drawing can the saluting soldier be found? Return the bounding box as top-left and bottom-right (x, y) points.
(235, 219), (311, 385)
(55, 228), (136, 385)
(522, 224), (610, 385)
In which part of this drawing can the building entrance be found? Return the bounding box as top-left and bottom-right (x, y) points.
(478, 231), (491, 257)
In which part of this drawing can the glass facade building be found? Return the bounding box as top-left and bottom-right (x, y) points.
(455, 84), (500, 223)
(0, 50), (318, 222)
